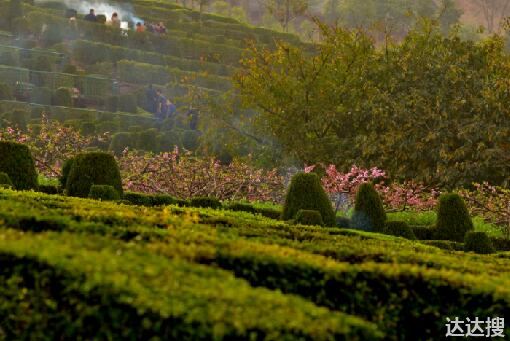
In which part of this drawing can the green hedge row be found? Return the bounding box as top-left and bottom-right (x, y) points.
(69, 40), (236, 77)
(0, 230), (380, 340)
(117, 60), (231, 91)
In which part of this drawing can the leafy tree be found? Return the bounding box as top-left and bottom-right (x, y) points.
(263, 0), (309, 32)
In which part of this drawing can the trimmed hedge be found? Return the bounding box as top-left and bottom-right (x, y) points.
(190, 196), (222, 209)
(383, 221), (416, 240)
(410, 225), (435, 240)
(88, 185), (120, 201)
(0, 141), (38, 190)
(351, 183), (386, 232)
(228, 202), (256, 214)
(37, 184), (59, 195)
(295, 210), (324, 226)
(59, 158), (75, 188)
(0, 231), (380, 340)
(282, 173), (336, 227)
(464, 232), (495, 254)
(435, 193), (473, 242)
(123, 192), (177, 207)
(66, 152), (123, 198)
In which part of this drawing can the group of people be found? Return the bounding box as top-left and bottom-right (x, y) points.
(135, 22), (167, 34)
(82, 8), (167, 35)
(146, 85), (177, 120)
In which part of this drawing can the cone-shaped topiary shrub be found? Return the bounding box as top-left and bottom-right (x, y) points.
(282, 173), (335, 226)
(0, 172), (13, 188)
(66, 152), (123, 198)
(190, 196), (222, 209)
(0, 141), (38, 190)
(88, 185), (120, 201)
(435, 193), (473, 242)
(295, 210), (324, 226)
(384, 221), (416, 240)
(59, 157), (75, 187)
(464, 231), (495, 254)
(351, 183), (386, 232)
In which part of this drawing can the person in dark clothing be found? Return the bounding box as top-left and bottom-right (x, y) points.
(146, 84), (158, 114)
(84, 9), (96, 22)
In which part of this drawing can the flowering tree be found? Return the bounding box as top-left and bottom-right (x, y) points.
(305, 164), (438, 212)
(0, 116), (106, 178)
(459, 183), (510, 238)
(118, 148), (284, 202)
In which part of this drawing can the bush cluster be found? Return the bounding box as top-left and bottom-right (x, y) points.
(383, 221), (416, 240)
(464, 232), (495, 254)
(190, 196), (222, 209)
(88, 185), (120, 201)
(295, 210), (323, 226)
(435, 193), (473, 242)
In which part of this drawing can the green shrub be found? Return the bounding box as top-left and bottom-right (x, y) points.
(123, 192), (153, 206)
(59, 158), (75, 188)
(37, 184), (59, 195)
(118, 94), (138, 113)
(190, 196), (222, 209)
(435, 193), (473, 242)
(66, 152), (123, 198)
(182, 130), (200, 151)
(151, 194), (176, 206)
(52, 87), (72, 107)
(80, 122), (96, 135)
(0, 172), (13, 188)
(110, 132), (135, 155)
(228, 202), (256, 214)
(336, 216), (351, 228)
(96, 120), (119, 134)
(30, 87), (52, 105)
(282, 173), (335, 227)
(2, 110), (29, 131)
(254, 207), (282, 220)
(136, 129), (158, 151)
(489, 236), (510, 252)
(0, 141), (38, 190)
(176, 198), (190, 207)
(464, 232), (495, 254)
(31, 56), (53, 72)
(88, 185), (120, 201)
(0, 82), (13, 100)
(410, 225), (436, 240)
(383, 221), (416, 240)
(295, 210), (324, 226)
(63, 64), (78, 74)
(350, 183), (386, 232)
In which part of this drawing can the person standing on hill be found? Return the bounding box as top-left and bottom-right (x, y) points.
(84, 9), (96, 22)
(111, 12), (120, 28)
(136, 22), (145, 33)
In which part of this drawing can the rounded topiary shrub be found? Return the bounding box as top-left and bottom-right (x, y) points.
(0, 172), (13, 188)
(383, 221), (416, 240)
(66, 152), (123, 198)
(88, 185), (120, 201)
(435, 193), (473, 242)
(190, 196), (222, 209)
(151, 194), (177, 206)
(464, 231), (495, 254)
(350, 183), (386, 232)
(282, 173), (335, 227)
(0, 141), (38, 190)
(52, 87), (72, 107)
(336, 216), (351, 228)
(295, 209), (324, 226)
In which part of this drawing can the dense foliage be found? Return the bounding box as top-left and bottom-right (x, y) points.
(464, 231), (495, 254)
(236, 22), (510, 188)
